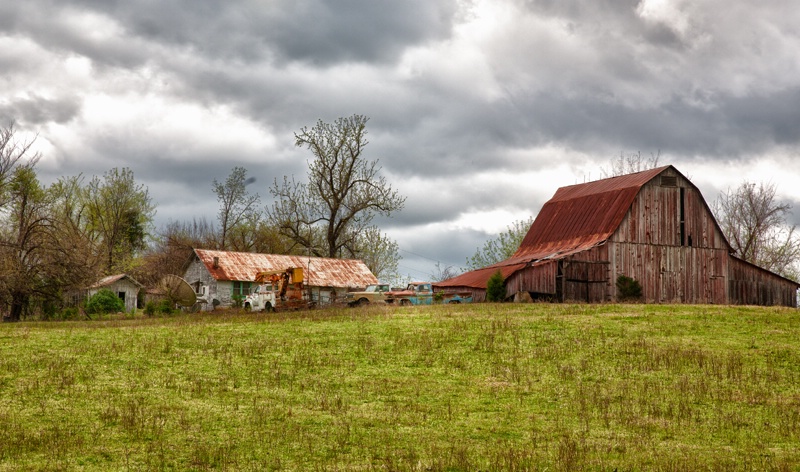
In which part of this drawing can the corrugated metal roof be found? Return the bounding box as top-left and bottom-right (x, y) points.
(193, 249), (378, 288)
(512, 165), (669, 262)
(435, 262), (527, 289)
(90, 274), (143, 289)
(438, 166), (672, 289)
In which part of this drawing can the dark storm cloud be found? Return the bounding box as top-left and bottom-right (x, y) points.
(6, 0), (800, 274)
(16, 0), (458, 66)
(0, 95), (81, 126)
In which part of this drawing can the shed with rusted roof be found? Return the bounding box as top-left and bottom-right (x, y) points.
(183, 249), (378, 310)
(437, 165), (799, 306)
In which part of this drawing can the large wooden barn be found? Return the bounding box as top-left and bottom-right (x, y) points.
(437, 165), (799, 306)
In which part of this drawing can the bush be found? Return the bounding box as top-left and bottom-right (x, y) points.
(144, 300), (175, 316)
(85, 289), (125, 315)
(486, 270), (506, 302)
(616, 275), (642, 301)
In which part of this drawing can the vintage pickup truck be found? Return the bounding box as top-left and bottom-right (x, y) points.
(345, 283), (391, 307)
(384, 282), (473, 306)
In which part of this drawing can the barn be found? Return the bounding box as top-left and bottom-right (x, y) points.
(183, 249), (378, 310)
(437, 165), (799, 306)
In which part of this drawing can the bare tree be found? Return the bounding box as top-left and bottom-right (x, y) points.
(135, 218), (218, 288)
(268, 115), (405, 258)
(714, 181), (800, 279)
(213, 166), (260, 250)
(430, 262), (460, 283)
(601, 150), (661, 178)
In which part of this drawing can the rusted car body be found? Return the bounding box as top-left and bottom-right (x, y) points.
(384, 282), (473, 306)
(345, 283), (391, 306)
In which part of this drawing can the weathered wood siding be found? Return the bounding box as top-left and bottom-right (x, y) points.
(505, 260), (558, 298)
(729, 258), (797, 307)
(609, 243), (728, 303)
(614, 169), (728, 250)
(608, 169), (732, 304)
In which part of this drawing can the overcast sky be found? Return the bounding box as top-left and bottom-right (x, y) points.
(2, 0), (800, 281)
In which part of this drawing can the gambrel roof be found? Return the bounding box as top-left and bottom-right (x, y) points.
(438, 166), (727, 290)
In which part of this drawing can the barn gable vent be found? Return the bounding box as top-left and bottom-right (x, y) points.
(660, 176), (677, 187)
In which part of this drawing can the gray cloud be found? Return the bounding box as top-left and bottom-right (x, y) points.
(5, 0), (800, 273)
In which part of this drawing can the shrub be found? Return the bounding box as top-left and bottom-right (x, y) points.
(158, 300), (175, 315)
(85, 289), (125, 315)
(144, 301), (157, 316)
(616, 274), (642, 301)
(486, 270), (506, 302)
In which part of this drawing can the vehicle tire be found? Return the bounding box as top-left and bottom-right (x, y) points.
(244, 303), (252, 312)
(400, 299), (411, 307)
(448, 300), (461, 304)
(264, 302), (274, 313)
(358, 298), (369, 307)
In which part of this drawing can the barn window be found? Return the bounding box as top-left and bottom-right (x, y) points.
(661, 176), (677, 187)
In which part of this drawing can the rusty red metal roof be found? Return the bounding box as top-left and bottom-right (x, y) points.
(90, 274), (143, 289)
(512, 165), (671, 262)
(437, 166), (673, 289)
(435, 262), (527, 289)
(193, 249), (378, 288)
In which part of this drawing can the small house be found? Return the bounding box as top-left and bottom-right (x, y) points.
(438, 165), (799, 306)
(183, 249), (378, 310)
(87, 274), (143, 312)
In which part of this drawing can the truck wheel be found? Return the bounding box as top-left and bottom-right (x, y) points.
(244, 303), (252, 312)
(400, 299), (411, 307)
(448, 300), (461, 304)
(358, 298), (369, 307)
(264, 302), (274, 313)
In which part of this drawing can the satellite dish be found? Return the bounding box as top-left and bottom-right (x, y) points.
(159, 274), (197, 307)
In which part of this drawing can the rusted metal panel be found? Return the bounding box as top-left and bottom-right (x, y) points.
(192, 249), (377, 288)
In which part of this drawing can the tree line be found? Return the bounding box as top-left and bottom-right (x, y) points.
(0, 115), (405, 321)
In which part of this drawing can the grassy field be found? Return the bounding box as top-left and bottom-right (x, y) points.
(1, 303), (799, 471)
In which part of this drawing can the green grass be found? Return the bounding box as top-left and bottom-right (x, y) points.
(1, 303), (799, 471)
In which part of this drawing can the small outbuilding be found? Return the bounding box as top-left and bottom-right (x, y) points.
(87, 274), (143, 313)
(438, 165), (799, 306)
(183, 249), (378, 310)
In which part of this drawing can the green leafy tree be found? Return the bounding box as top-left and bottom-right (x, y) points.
(268, 115), (405, 258)
(486, 270), (506, 302)
(84, 168), (155, 274)
(465, 217), (534, 270)
(213, 166), (260, 250)
(353, 225), (401, 282)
